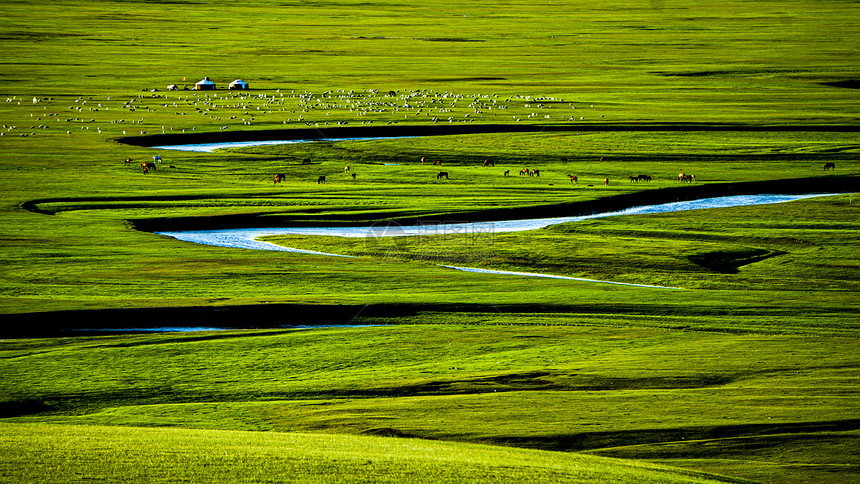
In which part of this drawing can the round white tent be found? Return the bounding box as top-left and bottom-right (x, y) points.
(229, 79), (249, 90)
(194, 77), (216, 90)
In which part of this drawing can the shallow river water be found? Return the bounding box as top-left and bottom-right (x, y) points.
(153, 137), (412, 153)
(155, 193), (837, 289)
(144, 135), (845, 288)
(157, 193), (835, 252)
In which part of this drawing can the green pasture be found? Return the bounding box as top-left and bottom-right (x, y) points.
(0, 422), (741, 484)
(1, 0), (859, 482)
(2, 325), (858, 483)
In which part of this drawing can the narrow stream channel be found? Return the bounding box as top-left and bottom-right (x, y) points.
(152, 137), (413, 153)
(157, 193), (835, 251)
(156, 193), (838, 289)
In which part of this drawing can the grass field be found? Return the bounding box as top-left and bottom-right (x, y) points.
(1, 0), (858, 482)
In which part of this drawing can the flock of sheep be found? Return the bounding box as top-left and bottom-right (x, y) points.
(3, 88), (601, 141)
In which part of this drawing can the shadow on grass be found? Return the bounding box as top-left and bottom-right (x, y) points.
(485, 419), (860, 453)
(687, 248), (785, 273)
(22, 175), (860, 231)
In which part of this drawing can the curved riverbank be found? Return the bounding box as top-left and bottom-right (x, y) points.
(152, 192), (841, 292)
(114, 122), (860, 148)
(129, 175), (858, 232)
(7, 184), (858, 337)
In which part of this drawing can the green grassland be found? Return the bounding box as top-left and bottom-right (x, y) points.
(1, 0), (859, 482)
(2, 326), (858, 483)
(0, 423), (745, 484)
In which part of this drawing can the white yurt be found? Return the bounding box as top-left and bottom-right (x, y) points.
(229, 79), (249, 90)
(194, 77), (216, 90)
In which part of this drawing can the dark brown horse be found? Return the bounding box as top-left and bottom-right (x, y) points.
(824, 162), (836, 171)
(274, 173), (285, 184)
(567, 174), (577, 183)
(317, 175), (326, 184)
(437, 171), (449, 180)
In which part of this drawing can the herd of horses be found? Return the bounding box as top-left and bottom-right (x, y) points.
(127, 155), (838, 184)
(126, 155), (166, 174)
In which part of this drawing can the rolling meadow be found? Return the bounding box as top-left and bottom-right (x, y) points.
(1, 0), (859, 482)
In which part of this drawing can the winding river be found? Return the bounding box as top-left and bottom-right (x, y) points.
(157, 193), (839, 290)
(136, 133), (853, 290)
(152, 137), (413, 153)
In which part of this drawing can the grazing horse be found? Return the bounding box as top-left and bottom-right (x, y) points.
(504, 170), (510, 176)
(344, 165), (350, 173)
(141, 161), (156, 172)
(824, 162), (836, 171)
(629, 176), (639, 182)
(351, 173), (356, 180)
(124, 157), (133, 165)
(274, 173), (285, 184)
(153, 155), (162, 164)
(437, 171), (449, 180)
(483, 159), (494, 167)
(530, 169), (540, 177)
(301, 158), (311, 165)
(433, 160), (441, 166)
(637, 174), (651, 182)
(317, 175), (326, 184)
(604, 177), (609, 186)
(519, 168), (529, 176)
(567, 174), (577, 183)
(680, 174), (694, 183)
